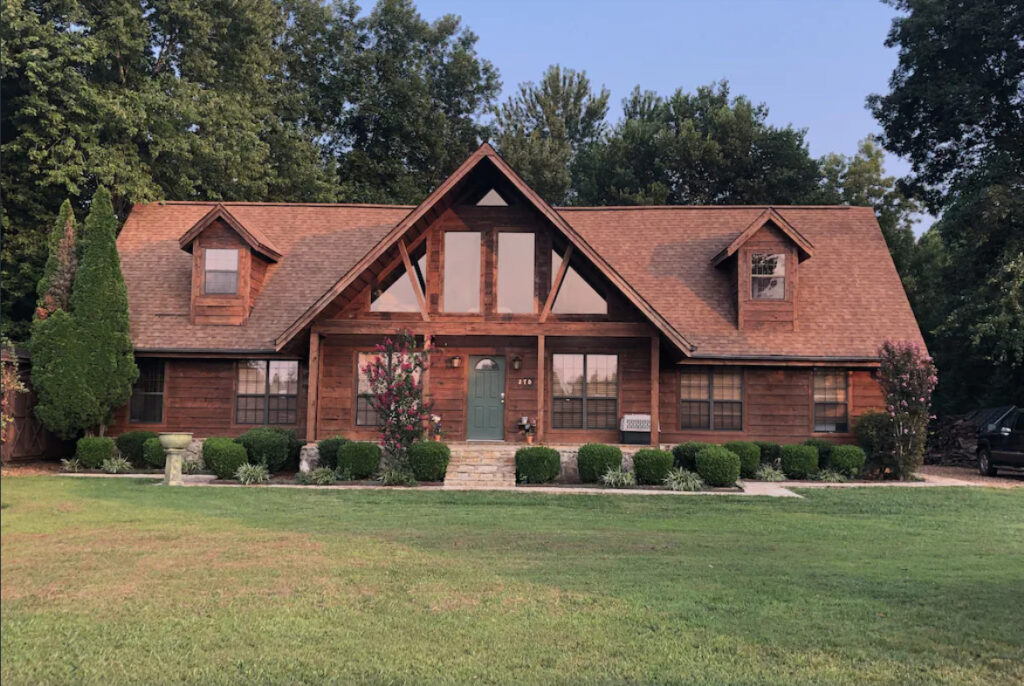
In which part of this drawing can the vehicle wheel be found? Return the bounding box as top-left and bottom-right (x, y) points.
(978, 449), (997, 477)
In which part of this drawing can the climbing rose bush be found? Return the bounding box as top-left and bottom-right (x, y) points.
(878, 340), (937, 480)
(361, 330), (432, 471)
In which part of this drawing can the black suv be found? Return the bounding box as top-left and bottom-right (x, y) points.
(977, 406), (1024, 476)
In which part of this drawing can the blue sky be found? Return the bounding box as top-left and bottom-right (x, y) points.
(414, 0), (931, 233)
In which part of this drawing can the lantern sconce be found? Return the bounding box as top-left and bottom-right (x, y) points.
(511, 356), (523, 372)
(448, 356), (462, 369)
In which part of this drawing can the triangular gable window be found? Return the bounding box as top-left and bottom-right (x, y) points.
(371, 255), (426, 312)
(476, 188), (508, 206)
(551, 250), (607, 314)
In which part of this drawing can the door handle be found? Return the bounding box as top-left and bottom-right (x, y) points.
(500, 392), (505, 404)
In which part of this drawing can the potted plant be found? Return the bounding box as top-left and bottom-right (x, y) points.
(430, 414), (443, 442)
(519, 417), (537, 444)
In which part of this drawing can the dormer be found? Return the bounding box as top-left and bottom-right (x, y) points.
(712, 208), (814, 332)
(178, 205), (281, 326)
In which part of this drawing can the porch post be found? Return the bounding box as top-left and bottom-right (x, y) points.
(536, 335), (546, 443)
(650, 335), (660, 447)
(423, 334), (432, 402)
(306, 333), (321, 442)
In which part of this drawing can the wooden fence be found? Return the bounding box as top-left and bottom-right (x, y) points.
(2, 347), (71, 462)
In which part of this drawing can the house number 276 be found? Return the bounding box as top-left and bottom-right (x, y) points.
(517, 378), (534, 386)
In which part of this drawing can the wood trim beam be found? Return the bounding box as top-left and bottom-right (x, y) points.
(398, 240), (430, 321)
(312, 320), (658, 338)
(650, 335), (660, 447)
(536, 335), (545, 443)
(539, 244), (573, 323)
(306, 333), (321, 442)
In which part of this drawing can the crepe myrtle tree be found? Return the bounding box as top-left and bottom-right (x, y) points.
(878, 340), (937, 480)
(361, 330), (432, 471)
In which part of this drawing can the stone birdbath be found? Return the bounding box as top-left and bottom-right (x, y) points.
(159, 432), (193, 486)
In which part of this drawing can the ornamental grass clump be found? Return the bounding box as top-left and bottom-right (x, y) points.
(829, 445), (867, 478)
(115, 430), (158, 468)
(753, 464), (786, 482)
(337, 442), (381, 480)
(408, 441), (451, 481)
(235, 463), (270, 485)
(296, 467), (336, 486)
(878, 340), (937, 480)
(59, 458), (81, 472)
(601, 467), (636, 488)
(515, 446), (561, 484)
(101, 456), (131, 474)
(694, 445), (741, 487)
(76, 436), (114, 469)
(780, 444), (819, 479)
(671, 442), (708, 470)
(816, 469), (848, 483)
(723, 441), (761, 478)
(663, 467), (704, 491)
(577, 443), (622, 483)
(203, 437), (248, 480)
(632, 448), (674, 485)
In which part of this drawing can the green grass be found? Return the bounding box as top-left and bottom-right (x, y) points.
(2, 477), (1022, 685)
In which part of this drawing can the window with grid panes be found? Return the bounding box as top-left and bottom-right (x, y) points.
(129, 359), (164, 423)
(235, 360), (298, 425)
(204, 249), (239, 294)
(551, 354), (617, 430)
(679, 367), (743, 430)
(813, 369), (848, 432)
(355, 352), (380, 426)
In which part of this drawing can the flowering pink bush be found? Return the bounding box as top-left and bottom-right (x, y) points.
(361, 330), (432, 471)
(877, 340), (938, 480)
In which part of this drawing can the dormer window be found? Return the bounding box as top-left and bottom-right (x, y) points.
(204, 249), (239, 295)
(751, 253), (785, 300)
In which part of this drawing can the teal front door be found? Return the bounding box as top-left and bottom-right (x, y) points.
(467, 356), (506, 440)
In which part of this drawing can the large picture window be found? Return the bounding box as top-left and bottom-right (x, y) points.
(204, 249), (239, 295)
(497, 232), (535, 313)
(236, 360), (299, 425)
(813, 369), (848, 432)
(679, 367), (743, 430)
(129, 359), (164, 423)
(751, 253), (785, 300)
(443, 232), (481, 312)
(551, 354), (618, 430)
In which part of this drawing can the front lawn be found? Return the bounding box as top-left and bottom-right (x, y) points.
(2, 478), (1022, 685)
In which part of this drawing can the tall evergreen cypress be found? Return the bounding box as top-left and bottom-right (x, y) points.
(35, 199), (79, 316)
(71, 188), (137, 433)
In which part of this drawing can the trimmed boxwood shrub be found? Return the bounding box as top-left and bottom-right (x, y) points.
(515, 446), (561, 484)
(576, 443), (622, 483)
(337, 442), (381, 480)
(115, 431), (158, 467)
(316, 436), (350, 470)
(671, 442), (708, 471)
(695, 446), (741, 487)
(854, 411), (894, 473)
(753, 441), (781, 465)
(235, 427), (291, 473)
(142, 437), (166, 468)
(203, 437), (248, 480)
(724, 441), (761, 478)
(632, 448), (674, 485)
(781, 444), (819, 479)
(265, 427), (302, 471)
(409, 442), (451, 481)
(830, 445), (866, 477)
(76, 436), (115, 469)
(803, 438), (834, 468)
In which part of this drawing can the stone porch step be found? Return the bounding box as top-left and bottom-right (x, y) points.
(444, 444), (516, 489)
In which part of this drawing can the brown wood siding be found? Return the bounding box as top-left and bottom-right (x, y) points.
(190, 220), (252, 326)
(110, 357), (307, 438)
(737, 223), (798, 332)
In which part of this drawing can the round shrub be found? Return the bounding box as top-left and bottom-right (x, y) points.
(723, 441), (761, 478)
(142, 437), (166, 468)
(235, 427), (290, 473)
(515, 446), (561, 484)
(829, 445), (866, 478)
(115, 431), (158, 467)
(576, 443), (622, 483)
(671, 442), (708, 470)
(316, 436), (350, 470)
(695, 446), (741, 487)
(76, 436), (115, 469)
(203, 437), (248, 480)
(753, 441), (781, 464)
(854, 411), (894, 473)
(265, 427), (302, 471)
(803, 438), (834, 468)
(409, 442), (451, 481)
(632, 448), (674, 485)
(337, 442), (381, 480)
(781, 444), (819, 479)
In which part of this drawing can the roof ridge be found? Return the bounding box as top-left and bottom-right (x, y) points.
(555, 205), (859, 211)
(155, 201), (415, 209)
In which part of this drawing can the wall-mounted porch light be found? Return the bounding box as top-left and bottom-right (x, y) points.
(511, 356), (523, 371)
(448, 356), (462, 369)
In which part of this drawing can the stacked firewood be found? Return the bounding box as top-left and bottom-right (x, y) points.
(925, 415), (978, 466)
